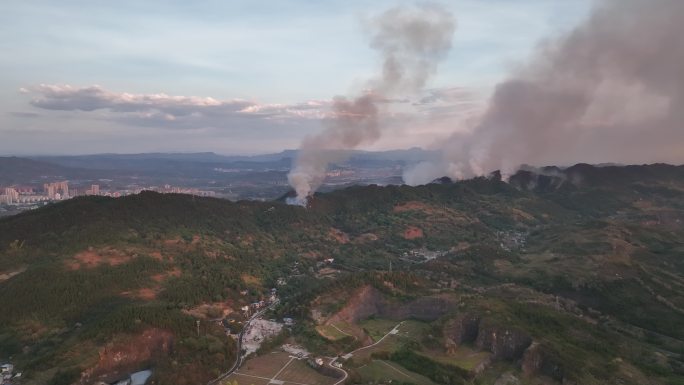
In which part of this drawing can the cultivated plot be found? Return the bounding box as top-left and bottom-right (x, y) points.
(225, 351), (338, 385)
(357, 360), (438, 385)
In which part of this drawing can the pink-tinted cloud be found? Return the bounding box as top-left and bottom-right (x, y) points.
(24, 84), (330, 129)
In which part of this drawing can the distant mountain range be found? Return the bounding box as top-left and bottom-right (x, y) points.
(0, 157), (103, 185)
(3, 151), (682, 200)
(0, 148), (439, 188)
(27, 147), (439, 170)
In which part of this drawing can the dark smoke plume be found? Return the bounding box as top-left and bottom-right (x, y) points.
(404, 0), (684, 185)
(288, 4), (455, 203)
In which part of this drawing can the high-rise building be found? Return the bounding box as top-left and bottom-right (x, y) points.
(3, 187), (18, 204)
(44, 183), (56, 199)
(87, 184), (100, 195)
(60, 182), (69, 198)
(44, 181), (69, 200)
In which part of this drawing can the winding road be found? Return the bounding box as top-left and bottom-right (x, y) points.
(326, 321), (403, 385)
(209, 311), (401, 385)
(206, 300), (278, 385)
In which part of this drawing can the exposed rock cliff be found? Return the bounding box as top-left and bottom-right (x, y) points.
(380, 294), (455, 321)
(442, 314), (567, 382)
(443, 313), (481, 351)
(79, 328), (173, 384)
(521, 342), (563, 381)
(327, 285), (456, 324)
(475, 320), (532, 360)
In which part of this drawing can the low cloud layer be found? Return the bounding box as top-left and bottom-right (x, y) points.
(23, 84), (328, 129)
(404, 0), (684, 185)
(17, 82), (480, 156)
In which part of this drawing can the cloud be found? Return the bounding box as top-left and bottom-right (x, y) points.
(24, 84), (329, 129)
(22, 83), (484, 134)
(19, 83), (491, 157)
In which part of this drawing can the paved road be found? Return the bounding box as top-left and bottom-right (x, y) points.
(348, 321), (402, 355)
(327, 356), (348, 385)
(327, 321), (403, 385)
(206, 301), (278, 385)
(209, 309), (400, 385)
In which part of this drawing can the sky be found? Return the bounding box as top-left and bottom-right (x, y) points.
(0, 0), (593, 155)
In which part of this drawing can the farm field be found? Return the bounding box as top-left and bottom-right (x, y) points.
(358, 318), (398, 341)
(356, 360), (439, 385)
(315, 324), (350, 341)
(277, 359), (340, 385)
(423, 346), (491, 371)
(224, 351), (338, 385)
(346, 320), (429, 362)
(316, 320), (364, 342)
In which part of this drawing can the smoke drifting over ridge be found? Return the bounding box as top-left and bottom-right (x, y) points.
(288, 4), (455, 203)
(404, 0), (684, 185)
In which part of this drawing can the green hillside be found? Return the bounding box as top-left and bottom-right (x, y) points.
(0, 164), (683, 384)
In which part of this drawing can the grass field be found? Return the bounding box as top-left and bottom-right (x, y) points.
(348, 320), (429, 361)
(396, 320), (431, 338)
(235, 351), (292, 377)
(316, 320), (364, 342)
(315, 324), (349, 341)
(357, 359), (438, 385)
(422, 346), (491, 371)
(224, 351), (338, 385)
(349, 332), (401, 361)
(227, 373), (270, 385)
(331, 321), (356, 335)
(358, 318), (398, 341)
(278, 359), (339, 385)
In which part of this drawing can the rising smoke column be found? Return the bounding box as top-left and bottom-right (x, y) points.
(288, 4), (455, 203)
(404, 0), (684, 185)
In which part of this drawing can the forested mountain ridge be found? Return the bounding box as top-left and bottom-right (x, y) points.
(0, 163), (683, 385)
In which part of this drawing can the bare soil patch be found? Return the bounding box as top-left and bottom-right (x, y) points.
(79, 328), (173, 384)
(403, 226), (424, 239)
(329, 228), (350, 244)
(0, 267), (25, 282)
(354, 233), (379, 243)
(183, 302), (234, 319)
(149, 251), (164, 261)
(67, 248), (134, 270)
(242, 273), (262, 286)
(151, 267), (181, 283)
(393, 201), (437, 214)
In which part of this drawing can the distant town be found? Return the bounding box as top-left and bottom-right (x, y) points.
(0, 150), (433, 216)
(0, 181), (216, 217)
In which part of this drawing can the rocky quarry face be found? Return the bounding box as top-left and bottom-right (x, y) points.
(444, 314), (564, 381)
(326, 285), (456, 324)
(328, 286), (566, 381)
(475, 320), (532, 361)
(444, 314), (481, 353)
(521, 342), (564, 381)
(379, 294), (456, 321)
(79, 328), (173, 384)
